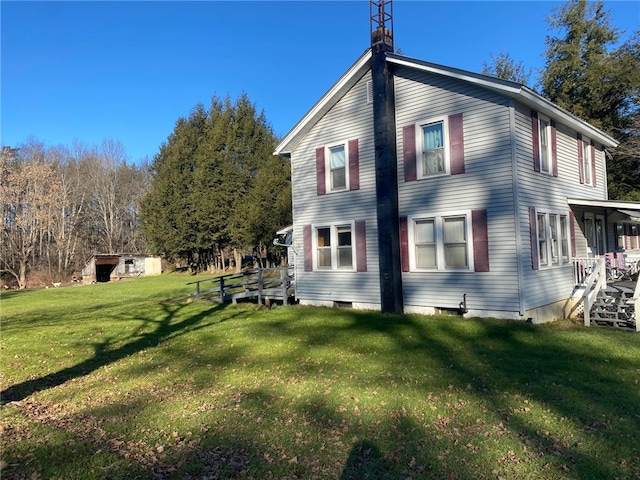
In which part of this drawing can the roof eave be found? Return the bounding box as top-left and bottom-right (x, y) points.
(387, 54), (618, 148)
(567, 198), (640, 209)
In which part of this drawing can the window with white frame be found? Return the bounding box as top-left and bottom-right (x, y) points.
(410, 213), (472, 270)
(315, 223), (354, 270)
(537, 114), (552, 174)
(536, 211), (570, 267)
(327, 143), (348, 192)
(582, 135), (592, 186)
(418, 117), (449, 178)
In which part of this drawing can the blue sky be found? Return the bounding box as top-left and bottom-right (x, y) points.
(2, 1), (638, 164)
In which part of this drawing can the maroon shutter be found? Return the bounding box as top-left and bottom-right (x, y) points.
(316, 147), (326, 195)
(569, 211), (577, 257)
(531, 111), (540, 172)
(551, 120), (558, 177)
(472, 209), (489, 272)
(449, 113), (465, 175)
(348, 139), (360, 191)
(399, 216), (410, 272)
(577, 134), (584, 184)
(303, 224), (313, 272)
(355, 220), (367, 272)
(403, 125), (417, 182)
(590, 141), (596, 187)
(529, 207), (539, 270)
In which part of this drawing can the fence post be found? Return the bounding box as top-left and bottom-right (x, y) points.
(219, 277), (225, 303)
(281, 266), (288, 305)
(196, 281), (201, 300)
(257, 269), (263, 305)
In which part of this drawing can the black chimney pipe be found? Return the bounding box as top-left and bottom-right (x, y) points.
(370, 0), (403, 314)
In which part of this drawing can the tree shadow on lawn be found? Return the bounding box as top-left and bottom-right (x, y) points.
(0, 302), (233, 405)
(256, 308), (640, 479)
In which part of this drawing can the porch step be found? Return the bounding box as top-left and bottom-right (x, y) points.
(588, 289), (636, 330)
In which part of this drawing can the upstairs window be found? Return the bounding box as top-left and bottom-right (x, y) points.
(315, 140), (359, 195)
(403, 113), (464, 182)
(577, 134), (596, 187)
(531, 111), (557, 176)
(421, 121), (446, 176)
(538, 115), (552, 174)
(582, 136), (592, 186)
(329, 145), (347, 190)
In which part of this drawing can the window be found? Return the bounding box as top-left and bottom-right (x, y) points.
(415, 219), (436, 268)
(418, 118), (449, 177)
(314, 223), (354, 270)
(531, 111), (557, 176)
(409, 213), (472, 271)
(538, 115), (552, 174)
(535, 211), (570, 268)
(582, 136), (592, 186)
(403, 114), (464, 181)
(329, 145), (346, 190)
(316, 140), (359, 195)
(622, 224), (639, 250)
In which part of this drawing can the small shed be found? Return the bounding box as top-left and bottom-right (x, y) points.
(82, 254), (162, 285)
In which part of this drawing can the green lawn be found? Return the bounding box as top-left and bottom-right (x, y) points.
(1, 274), (639, 479)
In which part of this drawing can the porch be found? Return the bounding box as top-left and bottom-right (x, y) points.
(571, 255), (639, 331)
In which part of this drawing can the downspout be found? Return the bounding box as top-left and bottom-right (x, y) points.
(509, 102), (526, 316)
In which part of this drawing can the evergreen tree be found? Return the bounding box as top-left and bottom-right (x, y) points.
(481, 52), (532, 85)
(539, 0), (639, 199)
(141, 94), (291, 271)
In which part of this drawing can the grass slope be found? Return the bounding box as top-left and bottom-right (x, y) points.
(1, 274), (639, 479)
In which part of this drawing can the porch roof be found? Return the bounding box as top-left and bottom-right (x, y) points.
(568, 198), (640, 222)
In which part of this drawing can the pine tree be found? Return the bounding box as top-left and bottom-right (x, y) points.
(141, 94), (291, 271)
(539, 0), (639, 199)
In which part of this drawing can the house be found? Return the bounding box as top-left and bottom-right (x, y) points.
(273, 3), (640, 323)
(81, 254), (162, 284)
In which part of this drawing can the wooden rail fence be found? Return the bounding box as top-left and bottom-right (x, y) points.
(187, 267), (295, 306)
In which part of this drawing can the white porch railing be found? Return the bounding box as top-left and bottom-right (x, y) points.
(572, 256), (639, 331)
(572, 257), (600, 286)
(633, 280), (640, 333)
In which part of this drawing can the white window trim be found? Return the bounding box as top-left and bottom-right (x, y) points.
(407, 210), (474, 272)
(312, 221), (356, 271)
(582, 135), (593, 186)
(535, 209), (571, 268)
(415, 116), (450, 179)
(537, 113), (553, 175)
(325, 141), (350, 193)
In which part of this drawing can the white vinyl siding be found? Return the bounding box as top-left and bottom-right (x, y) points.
(290, 73), (380, 305)
(514, 102), (607, 313)
(395, 66), (520, 312)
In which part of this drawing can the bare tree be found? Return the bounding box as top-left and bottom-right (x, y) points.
(0, 144), (63, 288)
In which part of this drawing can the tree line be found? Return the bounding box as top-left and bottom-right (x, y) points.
(1, 139), (149, 288)
(2, 0), (637, 289)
